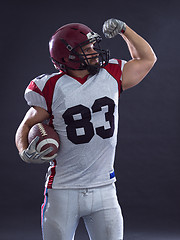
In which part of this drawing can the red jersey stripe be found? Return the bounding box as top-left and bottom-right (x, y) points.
(104, 60), (123, 96)
(27, 81), (44, 96)
(42, 73), (64, 114)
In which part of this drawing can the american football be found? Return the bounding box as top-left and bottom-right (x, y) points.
(28, 123), (60, 158)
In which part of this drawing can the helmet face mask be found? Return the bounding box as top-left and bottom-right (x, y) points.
(65, 43), (108, 76)
(49, 23), (110, 73)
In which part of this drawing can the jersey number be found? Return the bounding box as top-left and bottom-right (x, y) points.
(62, 97), (115, 144)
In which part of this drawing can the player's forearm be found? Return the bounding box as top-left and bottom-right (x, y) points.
(16, 107), (50, 153)
(15, 122), (30, 153)
(121, 26), (157, 63)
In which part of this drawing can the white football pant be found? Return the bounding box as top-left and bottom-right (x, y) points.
(41, 183), (123, 240)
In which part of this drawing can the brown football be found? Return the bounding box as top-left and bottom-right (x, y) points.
(28, 123), (60, 158)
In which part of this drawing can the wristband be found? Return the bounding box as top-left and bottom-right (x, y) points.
(121, 23), (126, 34)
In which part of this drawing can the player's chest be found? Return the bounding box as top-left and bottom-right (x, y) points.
(53, 77), (119, 144)
(60, 75), (118, 108)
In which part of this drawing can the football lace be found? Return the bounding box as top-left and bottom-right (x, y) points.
(38, 123), (48, 137)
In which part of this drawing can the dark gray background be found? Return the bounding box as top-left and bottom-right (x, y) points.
(1, 0), (180, 239)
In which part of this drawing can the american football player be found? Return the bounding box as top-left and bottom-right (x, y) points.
(15, 18), (157, 240)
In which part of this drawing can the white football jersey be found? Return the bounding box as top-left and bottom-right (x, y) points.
(25, 59), (126, 189)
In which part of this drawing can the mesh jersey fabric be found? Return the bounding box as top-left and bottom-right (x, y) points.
(25, 59), (126, 189)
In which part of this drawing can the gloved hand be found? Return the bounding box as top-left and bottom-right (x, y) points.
(102, 18), (126, 38)
(20, 136), (57, 164)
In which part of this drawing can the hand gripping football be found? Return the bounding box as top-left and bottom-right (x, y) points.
(28, 123), (60, 158)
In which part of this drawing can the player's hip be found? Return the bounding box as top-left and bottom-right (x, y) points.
(43, 183), (120, 217)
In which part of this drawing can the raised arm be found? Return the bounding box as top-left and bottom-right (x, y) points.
(103, 18), (157, 90)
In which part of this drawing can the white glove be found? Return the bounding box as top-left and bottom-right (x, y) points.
(102, 18), (126, 38)
(20, 136), (57, 164)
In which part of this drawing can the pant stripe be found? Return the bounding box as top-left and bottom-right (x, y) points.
(41, 188), (48, 231)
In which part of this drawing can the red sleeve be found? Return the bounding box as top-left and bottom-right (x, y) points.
(104, 59), (125, 96)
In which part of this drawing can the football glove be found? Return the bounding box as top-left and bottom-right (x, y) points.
(20, 136), (57, 164)
(102, 18), (126, 38)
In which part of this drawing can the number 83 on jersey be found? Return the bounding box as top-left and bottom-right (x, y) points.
(62, 96), (115, 144)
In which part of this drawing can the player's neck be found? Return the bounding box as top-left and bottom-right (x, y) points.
(66, 69), (89, 79)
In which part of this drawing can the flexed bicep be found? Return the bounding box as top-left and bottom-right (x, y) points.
(122, 58), (155, 90)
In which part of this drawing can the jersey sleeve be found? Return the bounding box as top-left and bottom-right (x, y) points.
(104, 59), (127, 95)
(24, 74), (49, 111)
(24, 73), (63, 114)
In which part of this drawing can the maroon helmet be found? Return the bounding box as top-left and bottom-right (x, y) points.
(49, 23), (109, 72)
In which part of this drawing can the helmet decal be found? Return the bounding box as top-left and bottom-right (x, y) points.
(86, 32), (100, 41)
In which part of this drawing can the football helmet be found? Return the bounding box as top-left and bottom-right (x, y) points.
(49, 23), (110, 72)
